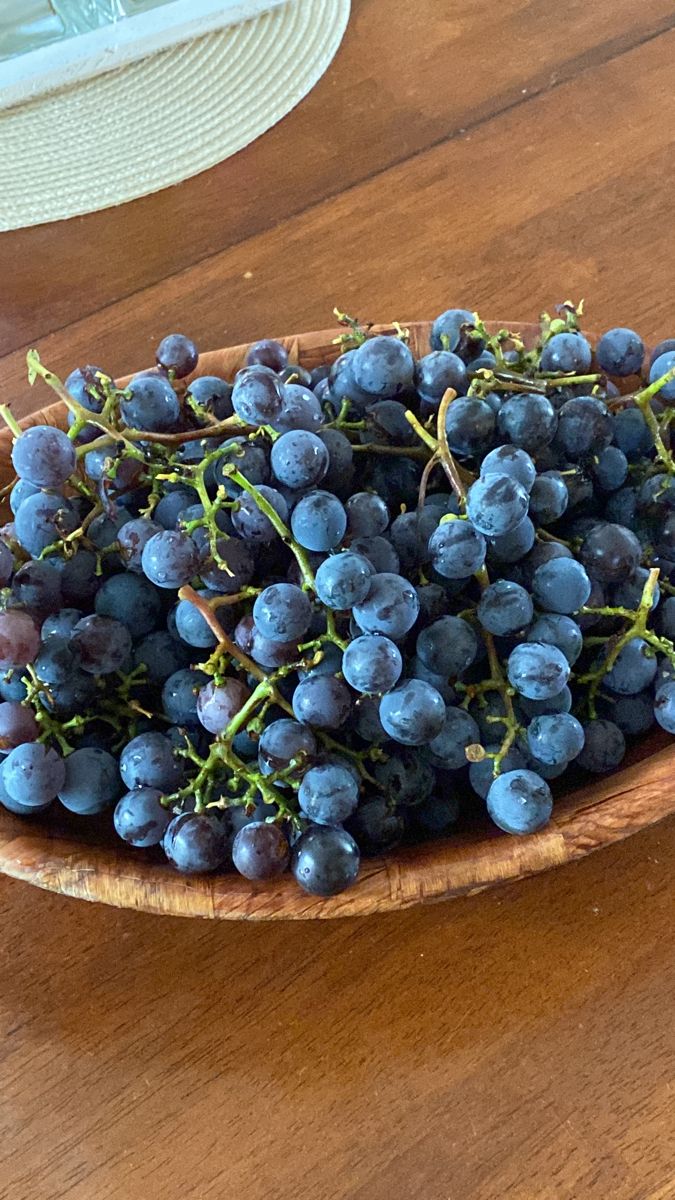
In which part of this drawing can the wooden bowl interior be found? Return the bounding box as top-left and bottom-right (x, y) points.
(0, 320), (673, 920)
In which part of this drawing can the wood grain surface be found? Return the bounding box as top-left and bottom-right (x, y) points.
(2, 0), (675, 1195)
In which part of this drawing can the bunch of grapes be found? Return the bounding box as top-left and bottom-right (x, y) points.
(2, 304), (675, 898)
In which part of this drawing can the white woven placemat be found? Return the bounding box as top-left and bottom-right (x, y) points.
(0, 0), (350, 231)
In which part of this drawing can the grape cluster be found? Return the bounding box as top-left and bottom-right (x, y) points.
(2, 306), (675, 898)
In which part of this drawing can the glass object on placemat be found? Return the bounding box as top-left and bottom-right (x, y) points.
(0, 1), (173, 61)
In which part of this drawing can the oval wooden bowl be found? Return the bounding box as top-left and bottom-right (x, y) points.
(0, 320), (673, 921)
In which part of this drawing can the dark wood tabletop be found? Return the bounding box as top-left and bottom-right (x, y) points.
(2, 3), (675, 1197)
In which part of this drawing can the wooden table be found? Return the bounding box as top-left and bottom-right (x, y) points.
(2, 2), (675, 1196)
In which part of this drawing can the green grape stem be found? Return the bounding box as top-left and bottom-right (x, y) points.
(223, 466), (316, 591)
(577, 567), (672, 715)
(633, 368), (675, 474)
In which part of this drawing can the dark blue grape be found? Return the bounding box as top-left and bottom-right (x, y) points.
(291, 824), (360, 895)
(604, 637), (657, 695)
(234, 615), (299, 669)
(468, 744), (526, 799)
(315, 552), (374, 609)
(648, 351), (675, 403)
(258, 719), (317, 776)
(9, 478), (40, 515)
(592, 446), (628, 492)
(161, 668), (209, 725)
(466, 473), (529, 537)
(200, 536), (255, 593)
(317, 428), (354, 494)
(290, 490), (346, 552)
(246, 338), (288, 372)
(298, 763), (360, 825)
(596, 327), (644, 376)
(232, 822), (290, 879)
(347, 798), (405, 854)
(528, 472), (569, 524)
(11, 560), (62, 615)
(156, 332), (198, 377)
(292, 674), (352, 729)
(231, 366), (284, 426)
(25, 601), (73, 650)
(444, 397), (495, 457)
(342, 635), (402, 694)
(141, 530), (199, 589)
(172, 589), (218, 648)
(428, 518), (485, 580)
(429, 308), (477, 355)
(612, 407), (653, 458)
(428, 705), (480, 769)
(579, 522), (641, 582)
(555, 396), (613, 460)
(214, 437), (269, 497)
(526, 712), (585, 766)
(373, 752), (435, 807)
(598, 691), (654, 736)
(186, 376), (233, 419)
(379, 679), (445, 745)
(120, 731), (183, 791)
(353, 572), (420, 639)
(345, 491), (389, 538)
(133, 631), (191, 684)
(576, 720), (625, 772)
(15, 492), (78, 558)
(488, 516), (536, 563)
(416, 615), (477, 677)
(540, 332), (592, 374)
(363, 400), (416, 447)
(95, 572), (162, 635)
(117, 517), (162, 572)
(348, 535), (400, 575)
(120, 375), (180, 431)
(114, 787), (171, 846)
(480, 444), (536, 492)
(527, 613), (582, 666)
(231, 485), (288, 543)
(532, 558), (591, 614)
(71, 614), (132, 674)
(477, 579), (533, 635)
(58, 747), (121, 815)
(153, 488), (194, 531)
(163, 812), (227, 872)
(270, 429), (329, 489)
(415, 351), (468, 403)
(497, 393), (557, 451)
(3, 742), (65, 805)
(272, 384), (324, 433)
(351, 335), (414, 396)
(12, 425), (76, 488)
(507, 642), (570, 700)
(253, 583), (312, 643)
(196, 678), (251, 735)
(654, 682), (675, 733)
(487, 769), (553, 835)
(59, 548), (100, 608)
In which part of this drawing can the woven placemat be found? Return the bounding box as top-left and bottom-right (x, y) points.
(0, 0), (350, 231)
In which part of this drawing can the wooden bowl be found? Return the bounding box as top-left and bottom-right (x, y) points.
(0, 320), (673, 921)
